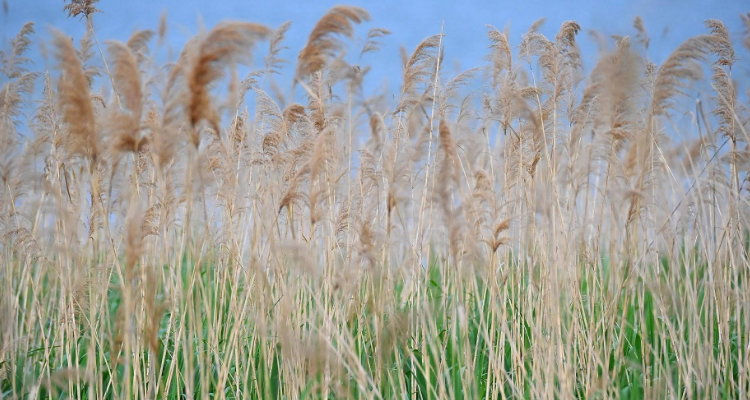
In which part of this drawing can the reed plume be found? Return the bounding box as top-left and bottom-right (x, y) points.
(296, 5), (370, 78)
(52, 30), (97, 162)
(188, 22), (271, 142)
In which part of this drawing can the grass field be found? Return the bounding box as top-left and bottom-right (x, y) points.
(1, 2), (750, 398)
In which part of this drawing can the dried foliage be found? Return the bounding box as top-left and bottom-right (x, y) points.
(1, 8), (750, 400)
(52, 30), (97, 162)
(297, 5), (370, 77)
(188, 22), (271, 140)
(63, 0), (100, 19)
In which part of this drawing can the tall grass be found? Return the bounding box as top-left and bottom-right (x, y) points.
(1, 3), (749, 398)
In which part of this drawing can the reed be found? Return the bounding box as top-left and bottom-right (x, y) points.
(1, 4), (749, 399)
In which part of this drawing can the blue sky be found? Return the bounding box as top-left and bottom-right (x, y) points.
(2, 0), (749, 112)
(5, 0), (749, 67)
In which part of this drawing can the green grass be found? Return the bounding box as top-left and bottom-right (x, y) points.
(3, 249), (747, 399)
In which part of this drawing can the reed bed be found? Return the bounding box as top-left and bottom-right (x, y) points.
(1, 2), (750, 398)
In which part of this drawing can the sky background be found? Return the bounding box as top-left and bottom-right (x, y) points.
(2, 0), (749, 123)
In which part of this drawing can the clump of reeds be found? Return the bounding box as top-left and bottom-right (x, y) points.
(1, 5), (749, 399)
